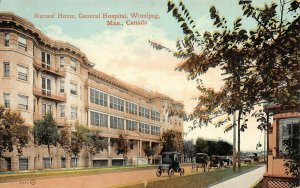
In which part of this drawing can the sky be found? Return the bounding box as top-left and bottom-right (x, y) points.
(0, 0), (280, 151)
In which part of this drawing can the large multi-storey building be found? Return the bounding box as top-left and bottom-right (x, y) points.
(0, 12), (184, 171)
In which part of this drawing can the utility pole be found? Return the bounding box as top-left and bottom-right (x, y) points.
(233, 111), (237, 172)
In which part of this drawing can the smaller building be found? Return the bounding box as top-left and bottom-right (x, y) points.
(263, 106), (299, 188)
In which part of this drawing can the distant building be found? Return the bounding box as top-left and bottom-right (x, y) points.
(263, 105), (299, 187)
(0, 12), (184, 171)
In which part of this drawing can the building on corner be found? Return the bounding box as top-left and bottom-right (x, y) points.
(0, 12), (185, 171)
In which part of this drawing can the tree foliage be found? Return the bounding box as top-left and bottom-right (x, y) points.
(116, 134), (129, 165)
(0, 106), (29, 157)
(33, 113), (59, 167)
(161, 130), (183, 152)
(60, 124), (107, 167)
(150, 0), (300, 127)
(195, 137), (233, 156)
(183, 140), (195, 161)
(150, 0), (299, 172)
(143, 143), (155, 164)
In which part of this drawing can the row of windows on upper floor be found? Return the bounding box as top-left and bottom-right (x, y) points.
(2, 93), (78, 119)
(2, 62), (161, 121)
(2, 62), (162, 124)
(90, 111), (161, 136)
(2, 62), (80, 96)
(3, 32), (78, 72)
(90, 88), (161, 122)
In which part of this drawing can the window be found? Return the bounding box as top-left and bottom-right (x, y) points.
(109, 96), (124, 111)
(70, 83), (77, 95)
(110, 116), (124, 130)
(3, 62), (10, 77)
(151, 110), (160, 122)
(18, 36), (27, 51)
(70, 58), (77, 71)
(279, 118), (300, 153)
(60, 80), (65, 93)
(139, 106), (150, 118)
(71, 106), (77, 119)
(19, 158), (28, 171)
(60, 105), (65, 117)
(90, 111), (108, 127)
(139, 122), (150, 134)
(17, 65), (28, 81)
(90, 88), (108, 107)
(42, 77), (51, 96)
(4, 33), (9, 47)
(42, 103), (52, 115)
(61, 157), (66, 168)
(41, 51), (51, 69)
(3, 93), (10, 108)
(59, 57), (64, 68)
(126, 102), (138, 115)
(151, 125), (160, 136)
(126, 120), (138, 131)
(43, 157), (52, 169)
(18, 95), (28, 110)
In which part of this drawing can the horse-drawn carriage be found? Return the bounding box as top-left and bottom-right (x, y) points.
(156, 152), (185, 177)
(191, 153), (210, 172)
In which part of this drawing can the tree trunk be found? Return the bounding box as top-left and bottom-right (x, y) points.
(232, 111), (237, 172)
(47, 144), (52, 168)
(237, 110), (242, 171)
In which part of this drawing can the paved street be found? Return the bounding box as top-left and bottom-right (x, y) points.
(209, 165), (265, 188)
(0, 166), (194, 188)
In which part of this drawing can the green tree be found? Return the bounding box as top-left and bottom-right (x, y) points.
(0, 106), (29, 157)
(150, 0), (299, 171)
(183, 140), (195, 162)
(116, 134), (129, 166)
(161, 130), (183, 152)
(143, 143), (155, 164)
(85, 129), (108, 167)
(33, 113), (59, 168)
(60, 124), (107, 168)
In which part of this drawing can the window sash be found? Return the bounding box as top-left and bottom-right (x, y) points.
(60, 105), (65, 117)
(4, 33), (9, 46)
(42, 104), (52, 115)
(70, 83), (77, 95)
(3, 62), (10, 77)
(17, 65), (28, 81)
(109, 96), (124, 111)
(60, 80), (65, 93)
(18, 95), (28, 110)
(60, 57), (64, 67)
(71, 107), (77, 118)
(71, 59), (77, 71)
(18, 36), (27, 51)
(3, 93), (10, 108)
(279, 118), (300, 153)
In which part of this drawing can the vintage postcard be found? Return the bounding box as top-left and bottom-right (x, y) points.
(0, 0), (299, 187)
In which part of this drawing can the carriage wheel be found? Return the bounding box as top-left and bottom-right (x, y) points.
(180, 168), (185, 176)
(156, 169), (162, 177)
(168, 169), (175, 177)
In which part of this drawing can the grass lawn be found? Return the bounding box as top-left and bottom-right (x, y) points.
(119, 164), (262, 188)
(0, 165), (156, 183)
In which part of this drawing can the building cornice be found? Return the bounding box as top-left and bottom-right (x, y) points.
(0, 12), (94, 68)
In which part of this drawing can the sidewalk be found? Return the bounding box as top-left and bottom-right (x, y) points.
(209, 165), (265, 188)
